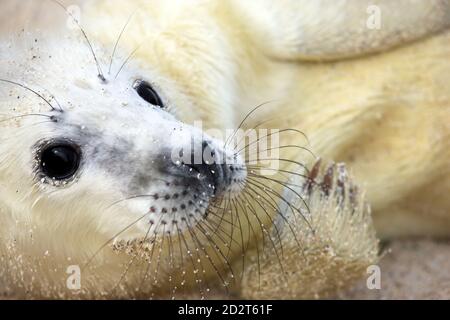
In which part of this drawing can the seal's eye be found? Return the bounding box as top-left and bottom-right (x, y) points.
(133, 80), (164, 108)
(40, 143), (80, 180)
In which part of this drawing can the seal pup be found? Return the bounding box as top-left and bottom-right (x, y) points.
(2, 0), (449, 298)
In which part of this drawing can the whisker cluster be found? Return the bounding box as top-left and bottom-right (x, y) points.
(82, 103), (317, 299)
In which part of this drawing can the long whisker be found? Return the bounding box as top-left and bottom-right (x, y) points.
(34, 83), (64, 112)
(178, 218), (207, 298)
(203, 207), (235, 227)
(229, 198), (247, 277)
(166, 229), (177, 299)
(248, 175), (311, 220)
(188, 201), (237, 280)
(106, 194), (157, 209)
(234, 128), (310, 156)
(0, 79), (57, 111)
(198, 217), (241, 252)
(51, 0), (105, 81)
(108, 10), (137, 74)
(245, 178), (311, 254)
(246, 144), (317, 160)
(16, 120), (55, 129)
(114, 43), (143, 80)
(234, 192), (262, 287)
(0, 113), (52, 124)
(194, 220), (236, 282)
(137, 216), (165, 294)
(83, 211), (150, 270)
(198, 201), (241, 248)
(246, 165), (310, 182)
(186, 217), (231, 296)
(237, 185), (285, 256)
(238, 188), (287, 278)
(223, 198), (236, 258)
(174, 223), (186, 298)
(233, 190), (256, 254)
(246, 176), (310, 228)
(246, 157), (310, 174)
(111, 218), (154, 295)
(233, 118), (275, 150)
(247, 173), (310, 214)
(188, 199), (239, 249)
(211, 196), (230, 233)
(150, 222), (167, 298)
(224, 101), (275, 148)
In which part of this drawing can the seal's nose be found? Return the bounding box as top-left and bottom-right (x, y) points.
(185, 140), (229, 194)
(164, 140), (234, 195)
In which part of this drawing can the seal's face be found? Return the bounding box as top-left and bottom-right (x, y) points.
(31, 70), (245, 236)
(0, 35), (247, 294)
(33, 76), (245, 237)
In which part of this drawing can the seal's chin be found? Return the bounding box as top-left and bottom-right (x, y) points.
(109, 176), (247, 261)
(112, 160), (247, 246)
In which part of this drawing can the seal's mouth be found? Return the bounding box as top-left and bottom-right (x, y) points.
(107, 143), (248, 245)
(109, 159), (248, 278)
(136, 159), (247, 237)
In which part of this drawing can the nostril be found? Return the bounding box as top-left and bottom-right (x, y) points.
(202, 140), (216, 164)
(184, 140), (224, 193)
(183, 162), (201, 175)
(166, 140), (240, 195)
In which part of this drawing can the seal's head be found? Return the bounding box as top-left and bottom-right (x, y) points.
(0, 34), (247, 297)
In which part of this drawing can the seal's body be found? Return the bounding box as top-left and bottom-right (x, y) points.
(84, 0), (450, 238)
(0, 0), (449, 299)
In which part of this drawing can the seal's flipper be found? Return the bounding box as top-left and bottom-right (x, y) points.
(240, 160), (379, 299)
(232, 0), (450, 61)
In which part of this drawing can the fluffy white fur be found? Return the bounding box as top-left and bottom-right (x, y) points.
(0, 0), (449, 299)
(82, 0), (450, 238)
(0, 33), (247, 297)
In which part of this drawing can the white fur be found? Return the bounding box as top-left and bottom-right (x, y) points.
(1, 0), (449, 299)
(0, 32), (246, 297)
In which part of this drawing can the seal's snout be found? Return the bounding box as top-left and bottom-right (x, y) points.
(185, 140), (228, 195)
(186, 158), (234, 196)
(165, 138), (247, 198)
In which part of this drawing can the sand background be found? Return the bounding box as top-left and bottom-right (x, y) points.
(1, 0), (449, 300)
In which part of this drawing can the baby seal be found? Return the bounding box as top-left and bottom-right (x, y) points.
(0, 30), (378, 299)
(0, 32), (252, 298)
(18, 0), (450, 299)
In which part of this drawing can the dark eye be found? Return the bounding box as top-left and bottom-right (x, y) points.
(134, 80), (164, 108)
(40, 143), (81, 180)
